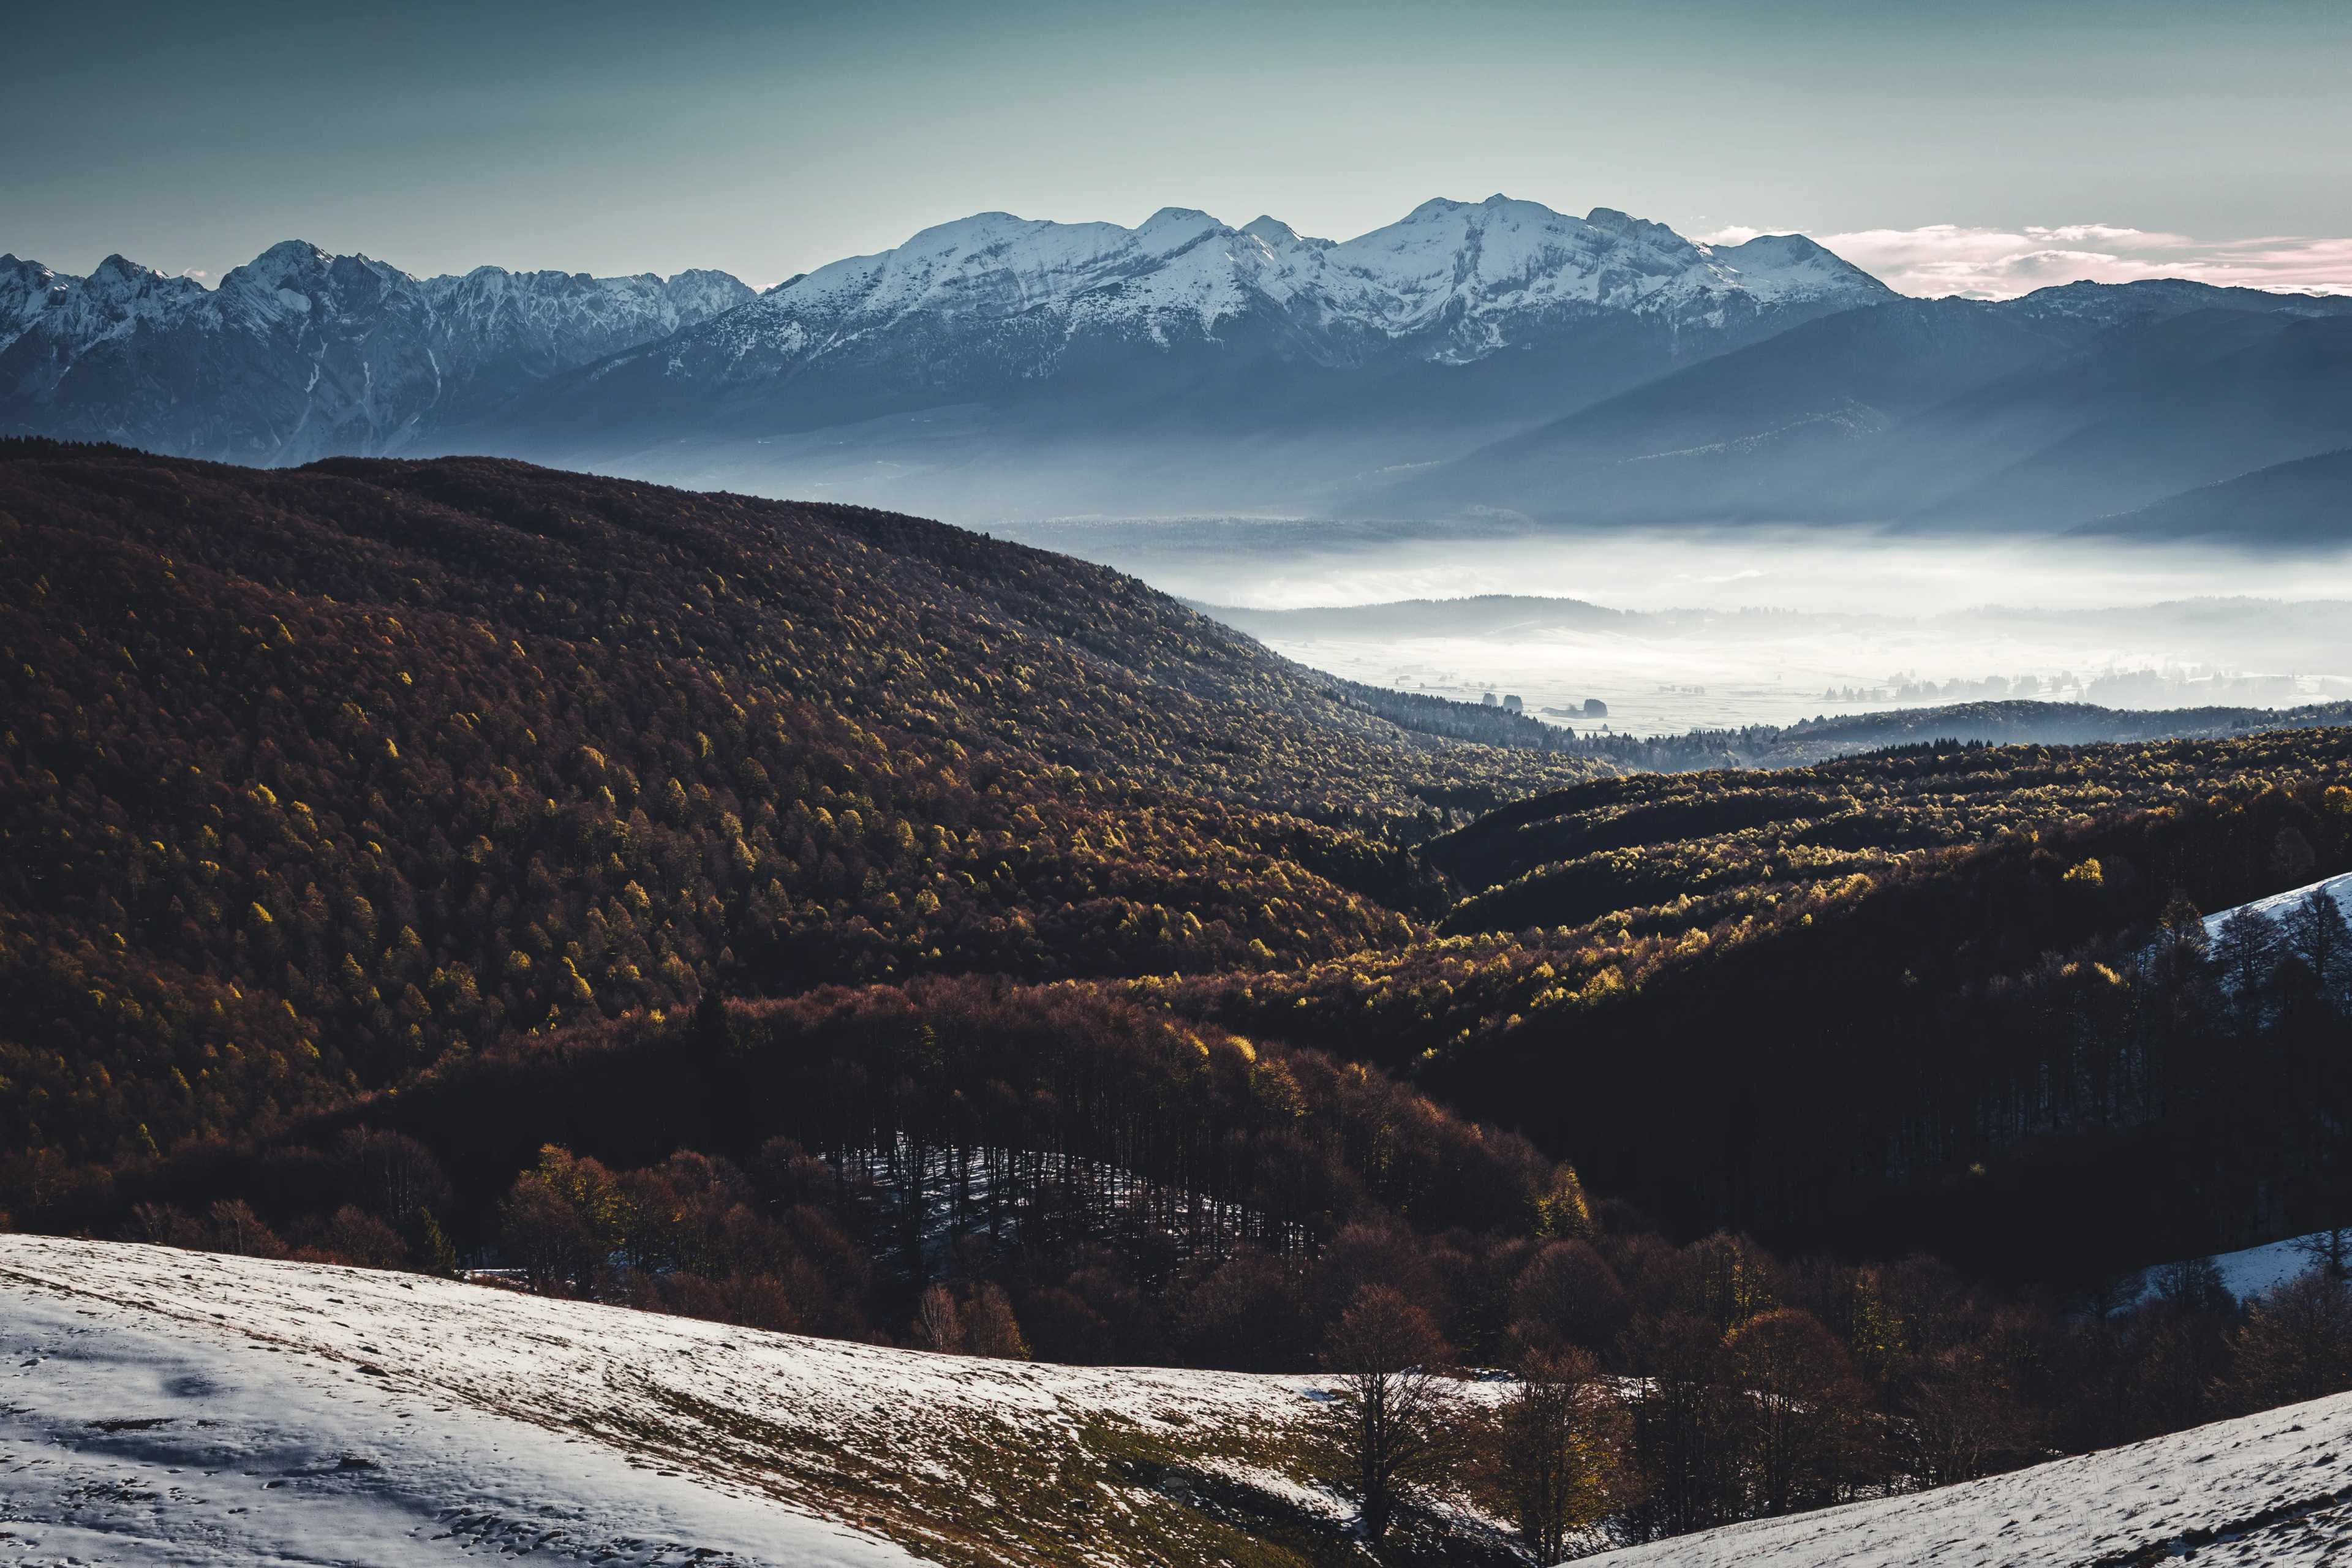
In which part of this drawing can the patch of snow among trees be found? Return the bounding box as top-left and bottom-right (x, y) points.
(2203, 870), (2352, 944)
(2127, 1226), (2352, 1311)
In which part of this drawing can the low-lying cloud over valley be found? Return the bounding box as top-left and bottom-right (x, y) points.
(1702, 222), (2352, 298)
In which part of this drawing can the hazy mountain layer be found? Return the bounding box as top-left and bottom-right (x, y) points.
(2077, 446), (2352, 546)
(1397, 282), (2352, 534)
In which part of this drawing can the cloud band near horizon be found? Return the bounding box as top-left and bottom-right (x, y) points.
(1704, 223), (2352, 300)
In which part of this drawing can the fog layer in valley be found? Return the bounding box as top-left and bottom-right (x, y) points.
(996, 520), (2352, 736)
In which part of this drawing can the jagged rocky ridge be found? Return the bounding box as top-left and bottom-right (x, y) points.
(9, 203), (2348, 532)
(495, 198), (1890, 511)
(581, 197), (1882, 396)
(2, 198), (1885, 510)
(0, 243), (753, 464)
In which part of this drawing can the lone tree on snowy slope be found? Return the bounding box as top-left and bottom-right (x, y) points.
(1318, 1284), (1457, 1543)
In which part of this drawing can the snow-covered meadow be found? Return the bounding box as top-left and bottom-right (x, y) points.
(0, 1236), (1356, 1566)
(20, 1218), (2352, 1567)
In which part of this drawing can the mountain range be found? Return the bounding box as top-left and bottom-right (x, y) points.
(5, 197), (2349, 537)
(0, 198), (1883, 512)
(0, 243), (753, 465)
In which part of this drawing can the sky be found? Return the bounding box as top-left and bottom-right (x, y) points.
(7, 0), (2349, 297)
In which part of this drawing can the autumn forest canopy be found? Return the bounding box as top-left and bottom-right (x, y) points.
(6, 439), (2352, 1553)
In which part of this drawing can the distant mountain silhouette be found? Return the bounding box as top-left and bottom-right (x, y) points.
(1392, 283), (2352, 538)
(2075, 447), (2352, 546)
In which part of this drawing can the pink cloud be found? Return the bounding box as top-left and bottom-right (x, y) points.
(1697, 222), (2352, 299)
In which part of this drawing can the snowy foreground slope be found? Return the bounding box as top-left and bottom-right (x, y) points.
(1589, 1392), (2352, 1567)
(0, 1236), (1351, 1567)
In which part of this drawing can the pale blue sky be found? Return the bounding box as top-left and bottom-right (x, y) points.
(8, 0), (2348, 292)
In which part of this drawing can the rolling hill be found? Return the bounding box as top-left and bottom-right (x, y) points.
(9, 446), (2352, 1562)
(1167, 726), (2352, 1276)
(0, 439), (1596, 1175)
(1, 1234), (1458, 1568)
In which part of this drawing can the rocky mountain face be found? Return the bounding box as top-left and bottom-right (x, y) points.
(629, 196), (1885, 396)
(1, 198), (1886, 513)
(0, 243), (754, 464)
(488, 198), (1890, 513)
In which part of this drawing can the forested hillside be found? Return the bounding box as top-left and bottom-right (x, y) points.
(0, 439), (1597, 1172)
(1172, 734), (2352, 1278)
(1430, 730), (2352, 928)
(1563, 698), (2352, 773)
(10, 442), (2352, 1559)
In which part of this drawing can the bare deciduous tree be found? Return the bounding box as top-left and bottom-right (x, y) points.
(1726, 1307), (1868, 1515)
(1477, 1345), (1630, 1561)
(914, 1282), (965, 1354)
(2233, 1268), (2352, 1411)
(963, 1283), (1030, 1360)
(1317, 1284), (1455, 1543)
(2282, 886), (2351, 1008)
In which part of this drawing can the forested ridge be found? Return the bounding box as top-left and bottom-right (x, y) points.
(0, 439), (1598, 1170)
(11, 440), (2352, 1558)
(1177, 736), (2352, 1275)
(1432, 730), (2352, 931)
(1553, 699), (2352, 774)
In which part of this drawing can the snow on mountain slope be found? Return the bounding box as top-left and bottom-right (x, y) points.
(1588, 1387), (2352, 1567)
(0, 256), (64, 347)
(653, 194), (1886, 383)
(1, 201), (1885, 512)
(0, 1279), (912, 1566)
(0, 1236), (1362, 1567)
(748, 206), (1261, 345)
(472, 197), (1888, 516)
(0, 244), (753, 464)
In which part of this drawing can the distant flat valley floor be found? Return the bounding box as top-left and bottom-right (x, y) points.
(997, 518), (2352, 736)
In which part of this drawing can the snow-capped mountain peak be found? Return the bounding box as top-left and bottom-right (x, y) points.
(1581, 204), (1684, 244)
(235, 237), (337, 281)
(1, 200), (1889, 513)
(1695, 231), (1887, 302)
(0, 241), (755, 462)
(1239, 215), (1330, 252)
(0, 254), (64, 347)
(41, 254), (209, 344)
(687, 195), (1887, 383)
